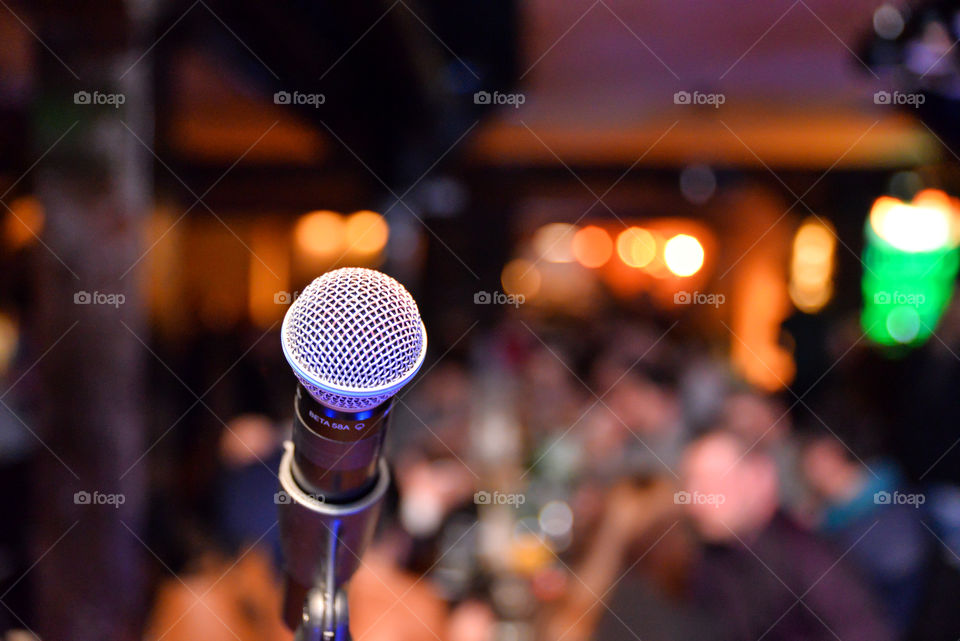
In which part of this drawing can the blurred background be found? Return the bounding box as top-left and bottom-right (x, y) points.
(2, 1), (960, 640)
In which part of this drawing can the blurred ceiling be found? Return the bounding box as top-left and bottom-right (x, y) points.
(168, 50), (326, 165)
(468, 0), (940, 169)
(5, 0), (941, 181)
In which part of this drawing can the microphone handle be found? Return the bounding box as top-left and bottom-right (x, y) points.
(291, 384), (392, 503)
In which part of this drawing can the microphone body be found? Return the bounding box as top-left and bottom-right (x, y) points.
(290, 384), (390, 503)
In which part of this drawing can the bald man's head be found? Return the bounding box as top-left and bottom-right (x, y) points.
(681, 431), (779, 541)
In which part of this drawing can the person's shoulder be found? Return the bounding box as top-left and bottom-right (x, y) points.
(764, 511), (835, 559)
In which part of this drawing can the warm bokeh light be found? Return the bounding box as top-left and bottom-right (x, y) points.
(143, 205), (189, 336)
(616, 227), (656, 268)
(345, 210), (389, 255)
(789, 218), (836, 313)
(0, 311), (18, 377)
(501, 258), (542, 299)
(295, 210), (345, 258)
(869, 191), (955, 253)
(189, 220), (248, 331)
(790, 282), (834, 314)
(532, 223), (577, 263)
(509, 532), (553, 575)
(248, 222), (292, 328)
(4, 195), (44, 249)
(571, 225), (612, 268)
(664, 234), (704, 276)
(730, 260), (795, 391)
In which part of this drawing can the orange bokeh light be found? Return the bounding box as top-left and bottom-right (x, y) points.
(4, 196), (44, 249)
(572, 226), (613, 268)
(664, 234), (704, 277)
(345, 210), (389, 255)
(295, 210), (345, 258)
(616, 227), (656, 268)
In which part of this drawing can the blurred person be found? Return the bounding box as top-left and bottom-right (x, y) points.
(390, 360), (473, 459)
(145, 415), (290, 641)
(215, 414), (286, 561)
(145, 546), (291, 641)
(520, 342), (587, 439)
(542, 478), (710, 641)
(579, 365), (686, 481)
(720, 390), (789, 445)
(909, 484), (960, 641)
(682, 431), (894, 641)
(394, 456), (476, 539)
(718, 390), (806, 510)
(149, 417), (454, 641)
(146, 533), (447, 641)
(446, 599), (496, 641)
(799, 432), (929, 635)
(348, 539), (449, 641)
(677, 350), (729, 433)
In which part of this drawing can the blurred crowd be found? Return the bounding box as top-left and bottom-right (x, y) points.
(135, 303), (960, 641)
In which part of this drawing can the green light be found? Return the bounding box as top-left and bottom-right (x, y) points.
(861, 198), (958, 351)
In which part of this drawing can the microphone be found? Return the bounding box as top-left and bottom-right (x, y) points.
(277, 268), (427, 637)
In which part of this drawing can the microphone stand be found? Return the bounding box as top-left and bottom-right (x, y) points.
(277, 435), (391, 640)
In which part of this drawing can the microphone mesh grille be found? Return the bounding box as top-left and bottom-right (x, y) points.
(282, 268), (426, 411)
